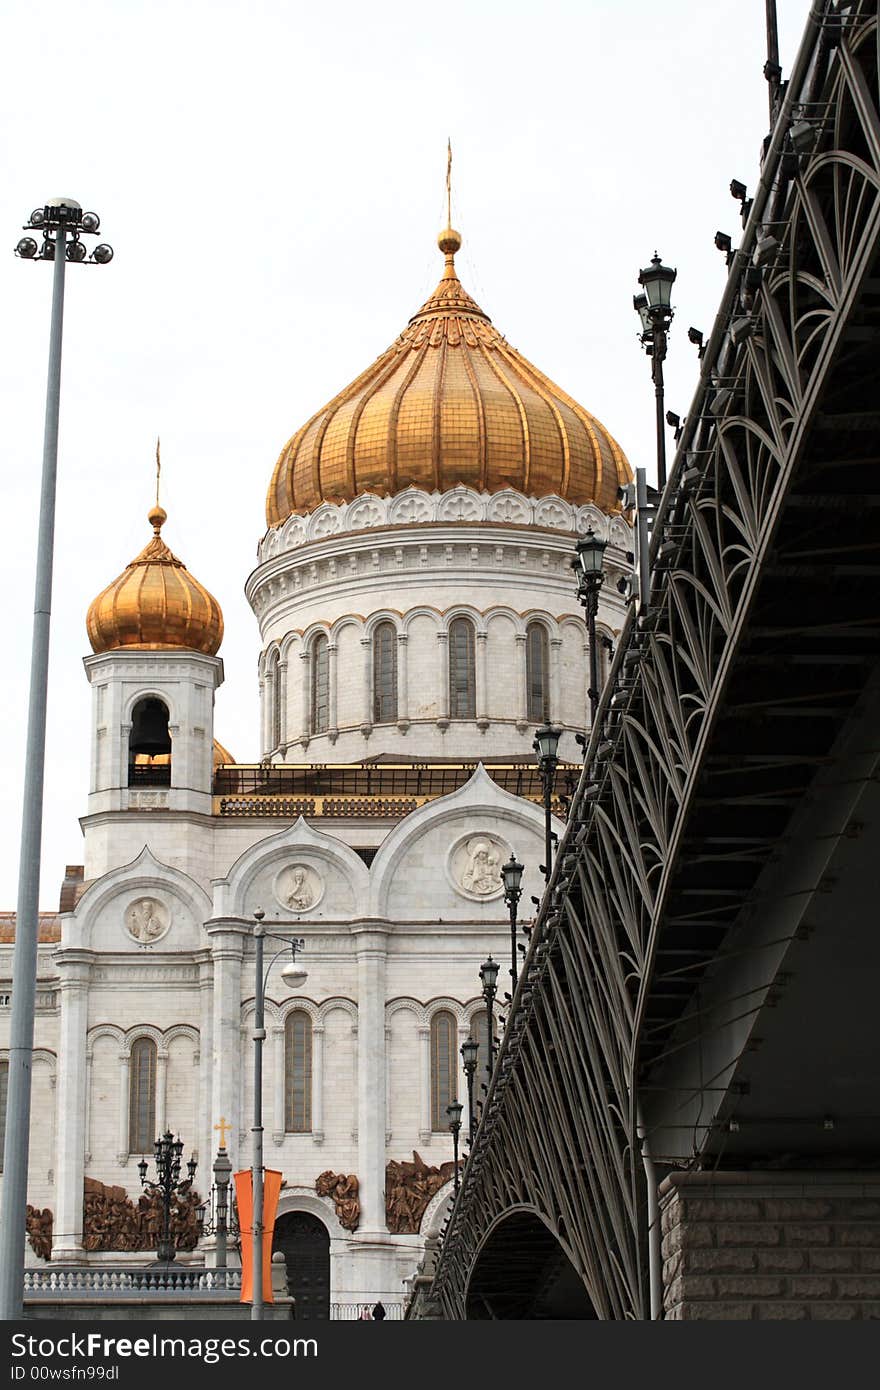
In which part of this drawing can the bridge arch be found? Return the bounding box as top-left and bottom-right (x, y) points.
(464, 1206), (599, 1320)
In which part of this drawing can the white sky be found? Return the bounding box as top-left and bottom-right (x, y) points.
(0, 0), (810, 909)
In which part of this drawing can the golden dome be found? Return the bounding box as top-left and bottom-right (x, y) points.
(87, 505), (224, 655)
(267, 227), (632, 526)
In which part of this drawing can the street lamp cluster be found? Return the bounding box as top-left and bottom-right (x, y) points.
(137, 1132), (197, 1264)
(15, 201), (113, 266)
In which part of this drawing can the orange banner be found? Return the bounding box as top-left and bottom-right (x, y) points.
(234, 1169), (283, 1303)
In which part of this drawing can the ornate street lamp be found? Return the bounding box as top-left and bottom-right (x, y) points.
(460, 1037), (479, 1145)
(573, 528), (609, 725)
(446, 1102), (463, 1196)
(501, 852), (524, 991)
(196, 1144), (239, 1270)
(251, 908), (307, 1320)
(533, 723), (562, 881)
(0, 200), (114, 1318)
(138, 1132), (197, 1263)
(479, 956), (500, 1088)
(635, 252), (677, 491)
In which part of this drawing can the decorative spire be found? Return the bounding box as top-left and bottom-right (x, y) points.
(149, 438), (167, 535)
(438, 138), (462, 277)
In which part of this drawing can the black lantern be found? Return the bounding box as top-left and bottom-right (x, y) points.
(533, 725), (563, 880)
(501, 853), (524, 991)
(446, 1102), (463, 1196)
(634, 252), (677, 492)
(479, 957), (499, 1088)
(573, 529), (609, 724)
(138, 1131), (197, 1263)
(638, 253), (677, 311)
(460, 1037), (479, 1144)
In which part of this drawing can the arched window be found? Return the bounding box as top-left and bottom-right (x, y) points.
(311, 635), (329, 734)
(430, 1010), (458, 1131)
(526, 622), (550, 723)
(469, 1009), (489, 1081)
(129, 1038), (157, 1154)
(267, 650), (281, 750)
(448, 618), (476, 719)
(285, 1011), (312, 1133)
(372, 622), (398, 723)
(128, 698), (171, 787)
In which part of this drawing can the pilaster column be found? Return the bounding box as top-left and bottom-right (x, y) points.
(515, 631), (529, 730)
(278, 660), (289, 749)
(436, 631), (449, 729)
(258, 676), (266, 757)
(353, 923), (387, 1232)
(360, 637), (372, 736)
(396, 632), (409, 731)
(475, 629), (489, 730)
(206, 921), (246, 1171)
(312, 1023), (325, 1143)
(272, 1024), (285, 1144)
(418, 1025), (432, 1144)
(117, 1051), (130, 1164)
(198, 953), (214, 1177)
(156, 1051), (169, 1135)
(53, 951), (92, 1259)
(385, 1024), (392, 1143)
(300, 650), (311, 746)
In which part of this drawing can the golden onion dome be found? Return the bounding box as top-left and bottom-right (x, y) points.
(267, 227), (632, 526)
(87, 504), (224, 656)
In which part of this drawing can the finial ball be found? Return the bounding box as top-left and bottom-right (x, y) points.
(438, 227), (462, 256)
(148, 505), (167, 533)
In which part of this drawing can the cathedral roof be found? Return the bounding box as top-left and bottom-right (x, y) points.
(86, 505), (224, 656)
(266, 227), (632, 526)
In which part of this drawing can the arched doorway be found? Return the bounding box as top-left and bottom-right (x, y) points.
(272, 1211), (330, 1320)
(465, 1210), (598, 1319)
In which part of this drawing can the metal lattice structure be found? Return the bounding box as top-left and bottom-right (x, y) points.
(427, 0), (880, 1320)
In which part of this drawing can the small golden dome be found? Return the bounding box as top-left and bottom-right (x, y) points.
(87, 506), (223, 656)
(212, 738), (235, 768)
(267, 227), (632, 526)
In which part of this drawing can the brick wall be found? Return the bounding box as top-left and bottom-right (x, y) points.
(660, 1172), (880, 1319)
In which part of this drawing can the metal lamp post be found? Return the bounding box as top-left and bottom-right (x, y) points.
(479, 956), (499, 1088)
(460, 1037), (479, 1145)
(501, 852), (524, 991)
(533, 723), (562, 881)
(0, 200), (113, 1318)
(573, 528), (609, 725)
(137, 1132), (197, 1263)
(634, 252), (677, 492)
(446, 1102), (463, 1196)
(251, 908), (307, 1320)
(197, 1146), (236, 1270)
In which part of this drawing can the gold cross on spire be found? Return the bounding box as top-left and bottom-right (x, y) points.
(214, 1116), (232, 1148)
(446, 137), (452, 228)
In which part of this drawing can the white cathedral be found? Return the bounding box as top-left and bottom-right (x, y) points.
(2, 222), (633, 1316)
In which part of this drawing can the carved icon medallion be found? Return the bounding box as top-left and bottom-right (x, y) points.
(124, 897), (170, 944)
(275, 863), (323, 914)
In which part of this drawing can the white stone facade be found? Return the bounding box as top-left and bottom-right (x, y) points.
(0, 482), (631, 1312)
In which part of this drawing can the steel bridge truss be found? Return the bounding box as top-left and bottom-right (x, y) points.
(429, 0), (880, 1320)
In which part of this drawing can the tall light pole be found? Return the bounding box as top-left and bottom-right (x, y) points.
(533, 723), (562, 882)
(633, 253), (676, 492)
(501, 852), (524, 992)
(460, 1037), (478, 1145)
(251, 908), (307, 1320)
(573, 527), (608, 725)
(479, 956), (499, 1090)
(446, 1102), (463, 1196)
(137, 1132), (197, 1263)
(0, 200), (113, 1318)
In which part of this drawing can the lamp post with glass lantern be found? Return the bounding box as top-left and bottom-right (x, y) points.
(196, 1144), (236, 1271)
(460, 1037), (479, 1145)
(634, 253), (677, 492)
(0, 200), (114, 1318)
(573, 528), (609, 725)
(137, 1132), (197, 1264)
(501, 852), (524, 992)
(479, 956), (499, 1089)
(533, 723), (562, 881)
(251, 908), (307, 1320)
(446, 1102), (463, 1196)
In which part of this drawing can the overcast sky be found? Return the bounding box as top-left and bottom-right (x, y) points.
(0, 0), (811, 909)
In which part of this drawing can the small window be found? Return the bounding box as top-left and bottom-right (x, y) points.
(372, 623), (398, 723)
(430, 1010), (458, 1131)
(285, 1011), (312, 1132)
(129, 1038), (157, 1155)
(311, 636), (329, 734)
(526, 623), (550, 723)
(449, 618), (476, 719)
(268, 651), (282, 749)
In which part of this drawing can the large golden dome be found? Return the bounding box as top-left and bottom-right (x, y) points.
(87, 505), (223, 656)
(267, 228), (632, 526)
